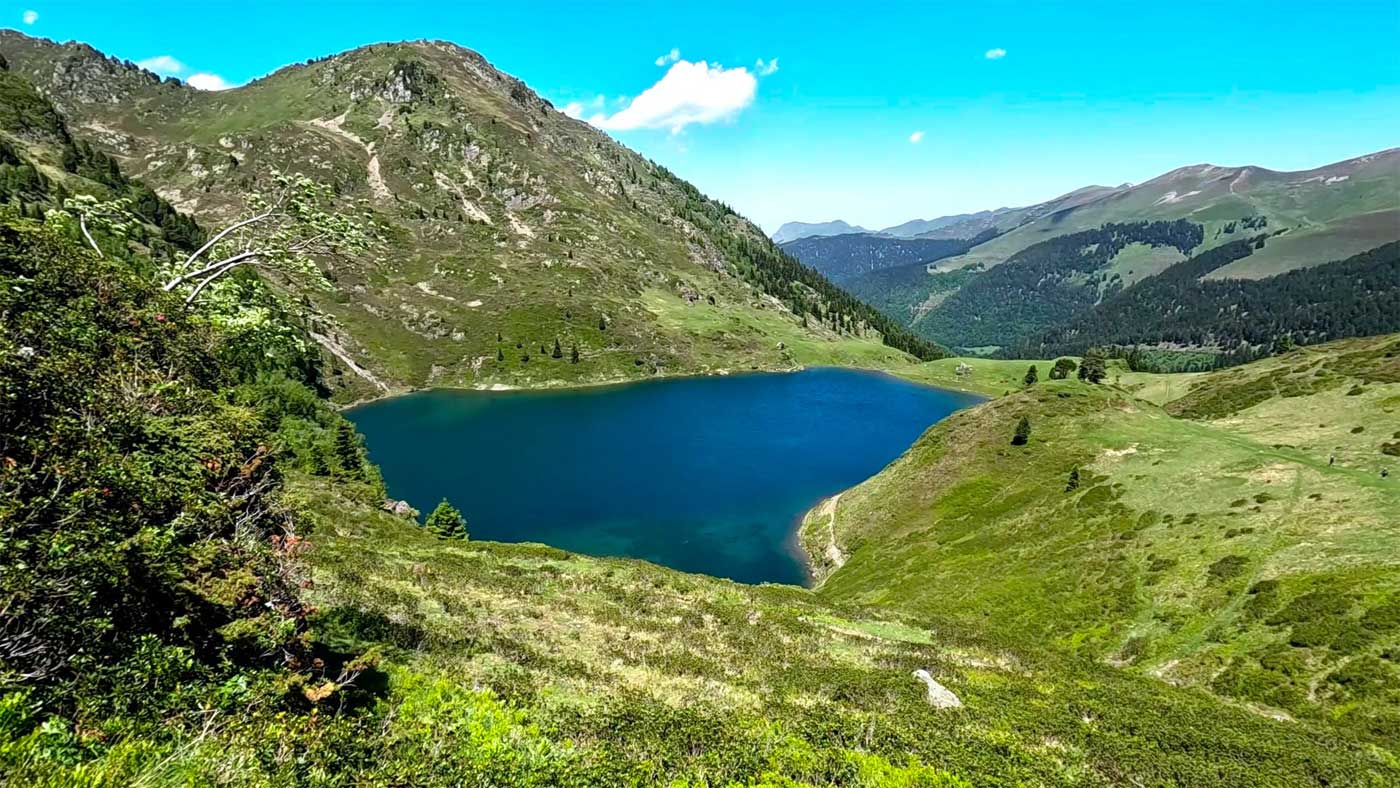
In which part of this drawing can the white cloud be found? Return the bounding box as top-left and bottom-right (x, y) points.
(136, 55), (235, 90)
(590, 59), (757, 134)
(985, 48), (1007, 60)
(755, 57), (779, 77)
(654, 48), (680, 67)
(909, 130), (925, 144)
(562, 94), (606, 119)
(186, 73), (232, 91)
(22, 10), (37, 25)
(137, 55), (187, 76)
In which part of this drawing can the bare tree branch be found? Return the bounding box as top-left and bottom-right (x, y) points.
(78, 213), (102, 258)
(163, 250), (259, 292)
(177, 210), (276, 273)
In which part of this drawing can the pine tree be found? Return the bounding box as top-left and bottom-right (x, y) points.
(570, 344), (580, 364)
(1023, 365), (1038, 386)
(1078, 350), (1107, 383)
(1065, 466), (1080, 492)
(310, 445), (331, 476)
(1049, 358), (1076, 380)
(1011, 416), (1031, 446)
(598, 315), (608, 331)
(551, 338), (563, 359)
(424, 499), (468, 540)
(334, 422), (362, 476)
(1271, 333), (1296, 356)
(496, 348), (505, 362)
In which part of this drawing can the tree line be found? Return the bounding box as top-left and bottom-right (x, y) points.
(1026, 238), (1400, 364)
(651, 164), (948, 360)
(918, 220), (1204, 349)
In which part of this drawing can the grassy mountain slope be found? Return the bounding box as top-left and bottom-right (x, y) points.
(938, 150), (1400, 278)
(804, 335), (1400, 744)
(843, 151), (1398, 355)
(0, 32), (939, 403)
(879, 210), (1004, 239)
(281, 473), (1396, 786)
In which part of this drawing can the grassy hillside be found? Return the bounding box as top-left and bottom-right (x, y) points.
(0, 32), (941, 404)
(939, 151), (1400, 278)
(805, 335), (1400, 745)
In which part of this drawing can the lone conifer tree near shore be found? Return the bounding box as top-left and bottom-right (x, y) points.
(1024, 365), (1038, 386)
(425, 499), (468, 540)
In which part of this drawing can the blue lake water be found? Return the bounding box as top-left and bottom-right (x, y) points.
(347, 368), (981, 585)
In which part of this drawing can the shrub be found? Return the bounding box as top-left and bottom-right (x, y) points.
(1011, 416), (1031, 446)
(1207, 555), (1248, 583)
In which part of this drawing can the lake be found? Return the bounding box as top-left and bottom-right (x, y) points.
(347, 368), (981, 585)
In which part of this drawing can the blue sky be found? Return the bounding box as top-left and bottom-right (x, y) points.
(10, 1), (1400, 231)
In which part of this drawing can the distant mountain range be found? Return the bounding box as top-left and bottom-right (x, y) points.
(773, 210), (1011, 243)
(770, 219), (869, 243)
(786, 149), (1400, 361)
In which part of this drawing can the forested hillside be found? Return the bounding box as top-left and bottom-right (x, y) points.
(1028, 240), (1400, 361)
(917, 220), (1202, 350)
(779, 231), (977, 283)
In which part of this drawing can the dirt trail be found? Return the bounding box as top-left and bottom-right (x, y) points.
(307, 113), (392, 200)
(817, 493), (846, 572)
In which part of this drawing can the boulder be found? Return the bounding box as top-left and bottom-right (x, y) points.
(912, 669), (962, 709)
(382, 499), (419, 520)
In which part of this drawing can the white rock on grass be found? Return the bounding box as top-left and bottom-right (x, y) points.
(912, 669), (962, 709)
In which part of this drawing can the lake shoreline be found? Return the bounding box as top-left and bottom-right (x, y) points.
(349, 367), (982, 586)
(336, 363), (811, 411)
(337, 359), (990, 412)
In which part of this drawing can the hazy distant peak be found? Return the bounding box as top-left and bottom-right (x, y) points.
(771, 220), (869, 243)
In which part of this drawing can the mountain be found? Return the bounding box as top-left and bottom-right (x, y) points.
(807, 335), (1400, 746)
(0, 32), (942, 404)
(843, 151), (1399, 357)
(777, 231), (976, 283)
(879, 210), (1004, 239)
(786, 184), (1136, 297)
(940, 151), (1400, 278)
(770, 218), (868, 243)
